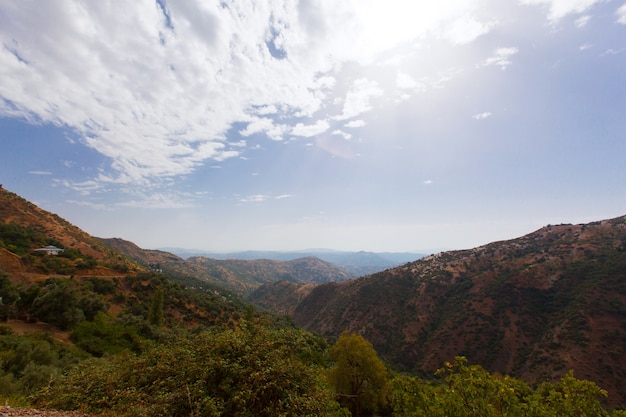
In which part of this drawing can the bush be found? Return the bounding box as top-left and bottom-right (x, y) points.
(36, 325), (347, 416)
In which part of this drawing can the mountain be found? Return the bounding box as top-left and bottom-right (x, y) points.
(251, 216), (626, 407)
(99, 237), (184, 266)
(103, 238), (354, 296)
(0, 186), (142, 278)
(160, 247), (423, 276)
(0, 185), (246, 332)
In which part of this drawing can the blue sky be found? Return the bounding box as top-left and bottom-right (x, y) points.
(1, 0), (625, 252)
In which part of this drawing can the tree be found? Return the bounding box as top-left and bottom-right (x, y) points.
(434, 356), (532, 417)
(422, 356), (613, 417)
(391, 374), (447, 417)
(529, 370), (610, 417)
(329, 331), (390, 417)
(147, 288), (164, 327)
(0, 270), (20, 321)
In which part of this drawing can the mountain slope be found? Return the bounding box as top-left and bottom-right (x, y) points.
(0, 186), (247, 334)
(253, 217), (626, 407)
(0, 187), (141, 278)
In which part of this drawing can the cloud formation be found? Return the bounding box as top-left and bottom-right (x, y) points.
(473, 112), (492, 120)
(1, 0), (625, 253)
(0, 0), (618, 195)
(618, 3), (626, 24)
(520, 0), (604, 21)
(482, 47), (519, 70)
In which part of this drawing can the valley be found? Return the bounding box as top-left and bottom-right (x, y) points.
(2, 185), (626, 411)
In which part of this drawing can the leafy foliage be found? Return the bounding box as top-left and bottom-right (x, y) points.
(37, 324), (347, 416)
(329, 331), (391, 416)
(29, 278), (107, 330)
(0, 222), (56, 256)
(70, 312), (142, 357)
(0, 326), (85, 403)
(392, 356), (624, 417)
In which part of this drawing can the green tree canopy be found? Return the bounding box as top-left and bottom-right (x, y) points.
(37, 325), (346, 416)
(329, 331), (390, 417)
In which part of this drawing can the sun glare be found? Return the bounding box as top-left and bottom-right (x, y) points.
(354, 1), (479, 57)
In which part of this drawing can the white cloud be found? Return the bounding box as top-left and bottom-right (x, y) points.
(482, 47), (519, 70)
(250, 105), (279, 116)
(54, 179), (102, 195)
(618, 3), (626, 24)
(520, 0), (604, 22)
(240, 118), (276, 137)
(332, 130), (352, 140)
(0, 1), (506, 190)
(0, 1), (336, 184)
(601, 47), (626, 55)
(2, 0), (615, 195)
(239, 194), (267, 203)
(396, 73), (419, 90)
(66, 200), (109, 211)
(444, 15), (495, 45)
(344, 120), (366, 128)
(575, 14), (591, 28)
(291, 119), (330, 137)
(335, 78), (383, 121)
(29, 170), (53, 175)
(473, 112), (492, 120)
(118, 192), (193, 209)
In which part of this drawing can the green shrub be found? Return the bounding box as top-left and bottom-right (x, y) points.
(37, 325), (346, 416)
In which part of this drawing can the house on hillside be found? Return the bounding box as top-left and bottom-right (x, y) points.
(35, 245), (64, 255)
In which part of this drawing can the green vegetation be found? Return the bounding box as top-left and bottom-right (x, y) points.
(2, 205), (626, 415)
(329, 331), (390, 417)
(37, 324), (346, 417)
(4, 260), (624, 416)
(0, 222), (58, 256)
(0, 325), (86, 405)
(392, 357), (626, 417)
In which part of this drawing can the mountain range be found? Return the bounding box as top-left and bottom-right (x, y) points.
(2, 184), (626, 407)
(159, 247), (423, 276)
(102, 238), (356, 296)
(250, 218), (626, 407)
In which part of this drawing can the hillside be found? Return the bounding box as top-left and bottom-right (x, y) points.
(0, 187), (141, 280)
(0, 186), (246, 331)
(102, 237), (354, 296)
(252, 216), (626, 407)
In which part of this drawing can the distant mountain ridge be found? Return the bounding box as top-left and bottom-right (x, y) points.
(160, 247), (424, 276)
(250, 216), (626, 407)
(103, 239), (354, 295)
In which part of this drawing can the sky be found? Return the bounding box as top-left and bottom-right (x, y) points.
(1, 0), (625, 253)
